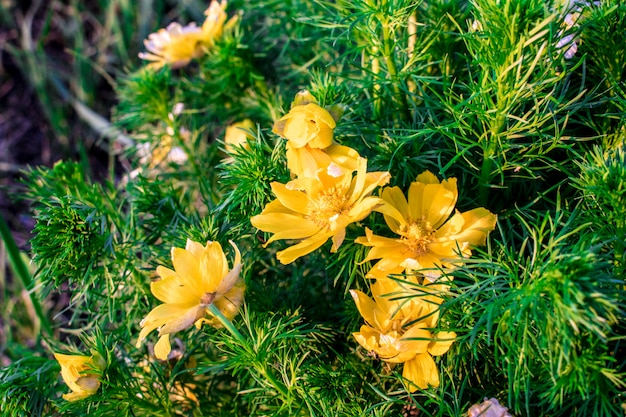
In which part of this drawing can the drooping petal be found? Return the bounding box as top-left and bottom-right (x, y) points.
(275, 234), (329, 264)
(330, 228), (346, 252)
(215, 262), (242, 296)
(403, 353), (439, 391)
(154, 334), (172, 360)
(211, 278), (246, 323)
(350, 289), (379, 327)
(137, 303), (194, 347)
(158, 304), (207, 335)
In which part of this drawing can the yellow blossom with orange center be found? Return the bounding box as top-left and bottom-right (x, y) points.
(136, 239), (245, 360)
(250, 157), (390, 264)
(139, 0), (235, 69)
(272, 91), (359, 178)
(351, 277), (455, 391)
(54, 352), (106, 401)
(356, 170), (497, 279)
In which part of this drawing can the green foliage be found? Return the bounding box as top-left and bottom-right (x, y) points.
(0, 356), (59, 417)
(216, 131), (290, 231)
(3, 0), (626, 416)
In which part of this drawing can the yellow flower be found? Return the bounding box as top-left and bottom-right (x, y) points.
(273, 103), (336, 149)
(356, 170), (497, 278)
(350, 278), (455, 391)
(54, 352), (106, 401)
(286, 143), (361, 180)
(224, 119), (255, 154)
(139, 22), (205, 69)
(201, 0), (232, 47)
(139, 0), (233, 69)
(136, 239), (245, 360)
(273, 91), (359, 178)
(250, 157), (390, 264)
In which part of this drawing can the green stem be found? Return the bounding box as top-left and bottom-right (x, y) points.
(478, 145), (494, 207)
(0, 212), (53, 336)
(206, 303), (291, 399)
(478, 108), (506, 206)
(381, 22), (411, 123)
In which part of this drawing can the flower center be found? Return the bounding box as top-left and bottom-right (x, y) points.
(307, 186), (350, 227)
(398, 221), (434, 256)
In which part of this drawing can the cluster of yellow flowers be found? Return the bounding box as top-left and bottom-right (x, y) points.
(52, 89), (496, 400)
(251, 90), (497, 391)
(53, 33), (497, 398)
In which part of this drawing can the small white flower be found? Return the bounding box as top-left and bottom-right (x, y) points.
(468, 398), (513, 417)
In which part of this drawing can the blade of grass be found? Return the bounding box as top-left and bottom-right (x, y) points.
(0, 212), (52, 337)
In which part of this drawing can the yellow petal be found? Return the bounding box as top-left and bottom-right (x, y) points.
(421, 181), (457, 230)
(201, 241), (228, 292)
(185, 239), (206, 258)
(158, 304), (207, 335)
(286, 146), (332, 179)
(403, 353), (439, 391)
(455, 208), (497, 245)
(358, 171), (391, 201)
(353, 326), (381, 352)
(250, 212), (320, 243)
(291, 90), (319, 107)
(407, 182), (426, 221)
(151, 268), (200, 305)
(154, 334), (172, 360)
(330, 228), (346, 252)
(325, 143), (360, 172)
(350, 289), (379, 327)
(427, 331), (456, 356)
(215, 262), (242, 296)
(381, 186), (409, 230)
(347, 196), (385, 223)
(137, 303), (194, 347)
(211, 278), (246, 323)
(171, 247), (202, 288)
(275, 234), (329, 264)
(415, 170), (439, 184)
(347, 158), (368, 203)
(271, 182), (310, 214)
